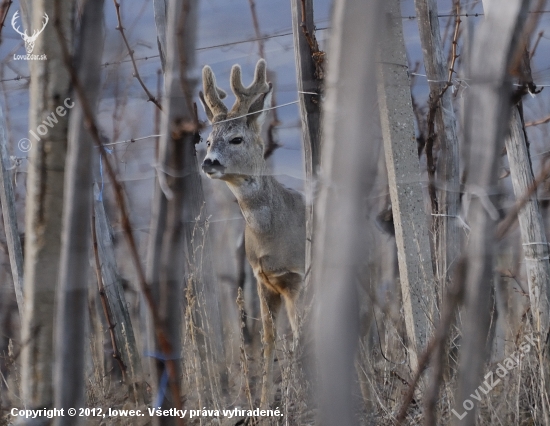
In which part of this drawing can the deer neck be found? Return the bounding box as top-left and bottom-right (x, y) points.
(225, 171), (279, 233)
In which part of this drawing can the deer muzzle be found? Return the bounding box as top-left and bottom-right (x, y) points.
(201, 158), (225, 177)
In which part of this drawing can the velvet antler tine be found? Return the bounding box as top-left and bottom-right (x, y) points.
(229, 59), (270, 117)
(252, 59), (267, 92)
(230, 64), (245, 95)
(199, 91), (214, 122)
(202, 65), (228, 121)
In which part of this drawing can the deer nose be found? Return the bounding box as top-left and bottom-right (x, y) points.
(202, 158), (224, 174)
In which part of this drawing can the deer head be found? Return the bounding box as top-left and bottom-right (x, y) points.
(200, 59), (272, 182)
(12, 11), (49, 54)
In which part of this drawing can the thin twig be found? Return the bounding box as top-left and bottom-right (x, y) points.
(530, 30), (544, 59)
(0, 0), (13, 45)
(112, 0), (163, 111)
(247, 0), (265, 59)
(155, 68), (162, 160)
(447, 2), (461, 85)
(52, 4), (184, 423)
(425, 3), (461, 214)
(526, 114), (550, 127)
(91, 209), (127, 382)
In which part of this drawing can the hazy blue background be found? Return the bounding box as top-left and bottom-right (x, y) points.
(1, 0), (549, 230)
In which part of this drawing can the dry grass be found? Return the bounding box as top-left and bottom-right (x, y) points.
(1, 274), (549, 426)
(1, 196), (549, 426)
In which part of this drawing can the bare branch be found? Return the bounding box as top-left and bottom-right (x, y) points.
(112, 0), (163, 111)
(424, 1), (462, 215)
(447, 2), (462, 85)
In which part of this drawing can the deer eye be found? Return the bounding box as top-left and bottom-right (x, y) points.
(229, 137), (243, 145)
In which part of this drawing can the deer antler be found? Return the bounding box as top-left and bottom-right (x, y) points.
(201, 66), (229, 122)
(29, 13), (48, 41)
(11, 11), (27, 38)
(229, 59), (269, 117)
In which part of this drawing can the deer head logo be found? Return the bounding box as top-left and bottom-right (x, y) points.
(12, 11), (49, 54)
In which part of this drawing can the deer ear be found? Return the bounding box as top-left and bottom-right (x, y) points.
(246, 83), (272, 129)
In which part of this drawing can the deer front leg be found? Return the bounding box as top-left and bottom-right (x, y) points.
(279, 271), (302, 349)
(258, 281), (281, 409)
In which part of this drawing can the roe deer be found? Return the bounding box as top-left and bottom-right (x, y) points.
(199, 59), (305, 407)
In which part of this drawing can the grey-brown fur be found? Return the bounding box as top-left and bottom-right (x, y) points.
(200, 59), (305, 407)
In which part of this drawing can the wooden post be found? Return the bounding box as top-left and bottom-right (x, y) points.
(507, 106), (550, 421)
(313, 0), (382, 424)
(377, 0), (436, 369)
(290, 0), (322, 294)
(53, 0), (104, 420)
(482, 0), (550, 347)
(146, 0), (170, 403)
(0, 104), (24, 314)
(506, 108), (550, 338)
(20, 0), (74, 411)
(414, 0), (461, 293)
(452, 2), (530, 424)
(93, 190), (146, 403)
(148, 0), (227, 414)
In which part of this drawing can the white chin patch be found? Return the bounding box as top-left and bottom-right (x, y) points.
(206, 170), (224, 179)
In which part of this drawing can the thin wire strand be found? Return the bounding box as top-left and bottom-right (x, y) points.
(402, 13), (484, 19)
(99, 26), (330, 69)
(103, 134), (162, 147)
(0, 75), (29, 83)
(402, 11), (550, 20)
(212, 100), (300, 125)
(412, 72), (550, 87)
(101, 98), (302, 147)
(102, 55), (160, 68)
